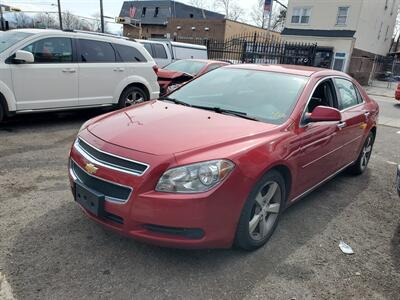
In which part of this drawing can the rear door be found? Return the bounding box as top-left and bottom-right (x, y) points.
(77, 38), (121, 106)
(333, 78), (367, 164)
(10, 36), (78, 110)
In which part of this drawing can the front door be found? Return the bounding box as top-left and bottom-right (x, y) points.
(294, 79), (344, 195)
(11, 37), (78, 110)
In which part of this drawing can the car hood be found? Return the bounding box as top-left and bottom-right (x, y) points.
(157, 69), (194, 80)
(87, 101), (277, 155)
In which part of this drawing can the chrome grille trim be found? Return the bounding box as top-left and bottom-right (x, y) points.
(74, 138), (150, 176)
(69, 159), (133, 204)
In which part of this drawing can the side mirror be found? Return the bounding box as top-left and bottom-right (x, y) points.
(309, 106), (342, 122)
(13, 50), (34, 64)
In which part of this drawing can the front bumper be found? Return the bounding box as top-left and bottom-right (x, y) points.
(69, 131), (252, 249)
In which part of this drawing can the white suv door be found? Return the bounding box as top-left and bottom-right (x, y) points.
(10, 37), (79, 110)
(77, 38), (122, 106)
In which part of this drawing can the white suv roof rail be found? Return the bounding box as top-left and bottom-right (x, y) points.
(65, 29), (130, 40)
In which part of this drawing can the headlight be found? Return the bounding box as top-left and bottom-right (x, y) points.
(156, 160), (235, 193)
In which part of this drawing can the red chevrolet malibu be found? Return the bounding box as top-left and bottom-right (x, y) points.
(69, 64), (379, 250)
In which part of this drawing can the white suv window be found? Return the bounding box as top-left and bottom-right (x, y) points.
(79, 39), (116, 63)
(114, 44), (147, 62)
(23, 37), (73, 63)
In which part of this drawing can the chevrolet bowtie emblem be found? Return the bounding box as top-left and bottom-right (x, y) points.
(85, 163), (98, 175)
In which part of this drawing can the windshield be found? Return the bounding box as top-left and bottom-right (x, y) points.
(164, 60), (207, 75)
(0, 31), (33, 54)
(168, 68), (308, 125)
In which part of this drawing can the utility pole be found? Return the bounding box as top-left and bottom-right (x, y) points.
(100, 0), (105, 33)
(57, 0), (63, 30)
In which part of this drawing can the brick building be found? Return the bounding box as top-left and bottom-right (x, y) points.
(119, 0), (279, 41)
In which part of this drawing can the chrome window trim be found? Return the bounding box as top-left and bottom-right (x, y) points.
(69, 158), (133, 204)
(74, 138), (150, 176)
(299, 75), (365, 128)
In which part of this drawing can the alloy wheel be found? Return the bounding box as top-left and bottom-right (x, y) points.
(249, 181), (281, 241)
(125, 91), (145, 106)
(360, 135), (373, 170)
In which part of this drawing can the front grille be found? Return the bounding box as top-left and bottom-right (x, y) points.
(71, 160), (132, 203)
(75, 138), (149, 176)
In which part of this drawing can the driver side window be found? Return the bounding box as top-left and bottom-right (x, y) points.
(306, 80), (336, 114)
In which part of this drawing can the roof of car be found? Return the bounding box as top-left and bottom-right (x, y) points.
(226, 64), (350, 78)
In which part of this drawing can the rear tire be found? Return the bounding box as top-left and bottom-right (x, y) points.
(118, 86), (149, 108)
(347, 131), (375, 175)
(0, 102), (4, 123)
(234, 170), (286, 251)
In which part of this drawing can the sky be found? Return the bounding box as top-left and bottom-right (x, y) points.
(2, 0), (288, 23)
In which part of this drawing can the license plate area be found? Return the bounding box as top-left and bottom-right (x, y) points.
(75, 182), (105, 216)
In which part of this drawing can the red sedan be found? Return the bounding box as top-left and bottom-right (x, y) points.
(157, 59), (230, 95)
(69, 64), (379, 250)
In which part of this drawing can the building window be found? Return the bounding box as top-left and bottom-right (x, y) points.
(291, 7), (311, 24)
(141, 7), (146, 17)
(154, 7), (159, 17)
(336, 7), (349, 25)
(332, 52), (346, 72)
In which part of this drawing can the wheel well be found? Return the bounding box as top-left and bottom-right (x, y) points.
(270, 165), (292, 204)
(121, 83), (150, 100)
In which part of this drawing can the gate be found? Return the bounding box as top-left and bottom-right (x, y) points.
(176, 32), (317, 66)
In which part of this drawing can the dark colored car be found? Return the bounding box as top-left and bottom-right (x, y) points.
(69, 64), (379, 250)
(157, 59), (230, 95)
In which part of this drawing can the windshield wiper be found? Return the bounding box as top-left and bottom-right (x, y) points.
(159, 96), (192, 107)
(191, 105), (260, 122)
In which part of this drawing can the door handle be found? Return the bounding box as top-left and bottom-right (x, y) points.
(113, 68), (125, 72)
(62, 68), (76, 73)
(364, 112), (370, 117)
(337, 121), (347, 130)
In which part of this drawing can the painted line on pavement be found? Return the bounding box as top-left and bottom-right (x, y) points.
(0, 272), (15, 300)
(386, 161), (398, 165)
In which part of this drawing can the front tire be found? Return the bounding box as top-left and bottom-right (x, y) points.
(347, 131), (375, 175)
(118, 86), (148, 108)
(234, 170), (286, 251)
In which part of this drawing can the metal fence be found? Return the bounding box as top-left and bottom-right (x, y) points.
(176, 32), (317, 66)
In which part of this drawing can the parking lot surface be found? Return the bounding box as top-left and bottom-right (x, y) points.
(0, 101), (399, 299)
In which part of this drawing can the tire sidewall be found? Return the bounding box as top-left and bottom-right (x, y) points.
(235, 170), (286, 250)
(355, 132), (375, 174)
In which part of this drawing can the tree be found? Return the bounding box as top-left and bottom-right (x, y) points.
(12, 12), (32, 28)
(62, 10), (82, 30)
(250, 0), (287, 31)
(189, 0), (210, 10)
(34, 13), (57, 29)
(215, 0), (244, 21)
(90, 13), (109, 32)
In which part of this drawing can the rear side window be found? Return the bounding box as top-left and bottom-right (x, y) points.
(142, 43), (153, 56)
(153, 44), (167, 59)
(22, 37), (72, 63)
(114, 44), (147, 62)
(79, 39), (115, 63)
(334, 78), (359, 110)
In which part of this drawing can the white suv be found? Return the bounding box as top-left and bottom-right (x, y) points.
(0, 29), (160, 122)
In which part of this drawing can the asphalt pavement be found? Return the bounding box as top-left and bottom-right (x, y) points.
(0, 94), (399, 299)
